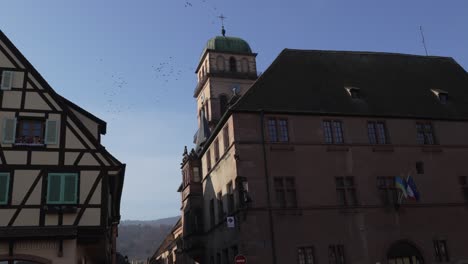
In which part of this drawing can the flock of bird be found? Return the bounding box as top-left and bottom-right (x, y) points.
(97, 0), (223, 118)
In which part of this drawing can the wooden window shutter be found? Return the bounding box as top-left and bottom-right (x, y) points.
(2, 118), (17, 144)
(1, 71), (13, 90)
(45, 120), (58, 145)
(0, 173), (10, 204)
(63, 174), (78, 203)
(47, 174), (62, 204)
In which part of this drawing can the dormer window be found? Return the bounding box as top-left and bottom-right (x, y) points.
(431, 89), (448, 104)
(345, 87), (360, 99)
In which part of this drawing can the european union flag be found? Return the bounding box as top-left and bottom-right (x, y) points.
(395, 176), (407, 198)
(406, 176), (420, 201)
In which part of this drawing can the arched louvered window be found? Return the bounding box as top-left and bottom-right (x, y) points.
(229, 57), (237, 72)
(219, 94), (228, 116)
(241, 58), (249, 73)
(217, 56), (225, 71)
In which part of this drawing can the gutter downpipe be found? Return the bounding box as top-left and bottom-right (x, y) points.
(260, 110), (278, 264)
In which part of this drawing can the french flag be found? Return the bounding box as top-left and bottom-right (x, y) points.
(406, 176), (420, 201)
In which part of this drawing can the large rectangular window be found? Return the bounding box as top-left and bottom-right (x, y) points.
(459, 176), (468, 202)
(209, 199), (215, 228)
(47, 173), (78, 204)
(267, 118), (289, 143)
(377, 176), (398, 206)
(0, 172), (11, 205)
(434, 240), (449, 262)
(223, 125), (230, 152)
(368, 121), (388, 144)
(323, 120), (344, 144)
(206, 150), (212, 172)
(227, 181), (235, 214)
(329, 245), (345, 264)
(214, 139), (220, 162)
(298, 247), (315, 264)
(416, 123), (435, 145)
(217, 192), (224, 223)
(17, 119), (45, 145)
(335, 177), (357, 206)
(274, 177), (297, 208)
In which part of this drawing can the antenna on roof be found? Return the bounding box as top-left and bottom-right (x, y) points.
(419, 26), (429, 56)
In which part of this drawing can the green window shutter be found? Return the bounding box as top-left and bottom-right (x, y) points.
(0, 173), (10, 205)
(1, 71), (13, 90)
(47, 174), (62, 204)
(45, 120), (58, 145)
(2, 118), (17, 144)
(62, 174), (78, 204)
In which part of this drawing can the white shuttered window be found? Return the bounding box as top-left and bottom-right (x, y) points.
(2, 118), (17, 144)
(1, 71), (13, 90)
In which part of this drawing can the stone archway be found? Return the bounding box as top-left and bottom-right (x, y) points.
(387, 240), (424, 264)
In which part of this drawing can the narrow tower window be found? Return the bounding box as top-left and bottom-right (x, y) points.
(229, 57), (237, 72)
(241, 58), (249, 73)
(219, 94), (228, 116)
(217, 56), (225, 71)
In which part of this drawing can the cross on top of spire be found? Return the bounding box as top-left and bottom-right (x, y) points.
(218, 14), (227, 36)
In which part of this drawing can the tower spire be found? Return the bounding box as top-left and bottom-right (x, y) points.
(218, 14), (227, 36)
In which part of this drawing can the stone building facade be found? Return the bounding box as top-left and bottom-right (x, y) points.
(162, 31), (468, 264)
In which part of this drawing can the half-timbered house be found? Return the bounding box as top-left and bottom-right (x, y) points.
(0, 30), (125, 264)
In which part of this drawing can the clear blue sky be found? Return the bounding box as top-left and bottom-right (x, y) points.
(1, 0), (467, 220)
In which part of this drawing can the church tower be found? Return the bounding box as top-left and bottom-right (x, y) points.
(194, 28), (257, 134)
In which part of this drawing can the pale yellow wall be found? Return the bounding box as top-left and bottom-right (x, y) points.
(89, 183), (102, 205)
(0, 209), (15, 226)
(31, 151), (59, 165)
(65, 127), (86, 149)
(78, 153), (100, 166)
(0, 49), (15, 67)
(13, 209), (40, 226)
(67, 118), (94, 149)
(45, 214), (59, 226)
(12, 170), (40, 205)
(18, 112), (46, 117)
(2, 91), (22, 108)
(28, 75), (44, 90)
(65, 152), (80, 165)
(0, 41), (24, 68)
(80, 171), (101, 204)
(24, 91), (52, 110)
(70, 108), (100, 140)
(43, 92), (62, 110)
(78, 208), (101, 226)
(62, 214), (76, 226)
(96, 153), (110, 166)
(4, 150), (27, 164)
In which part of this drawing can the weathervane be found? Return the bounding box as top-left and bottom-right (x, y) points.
(218, 14), (227, 36)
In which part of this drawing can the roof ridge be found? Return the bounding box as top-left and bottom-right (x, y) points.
(282, 48), (454, 60)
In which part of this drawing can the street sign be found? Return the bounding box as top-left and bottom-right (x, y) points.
(234, 255), (247, 264)
(227, 216), (235, 228)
